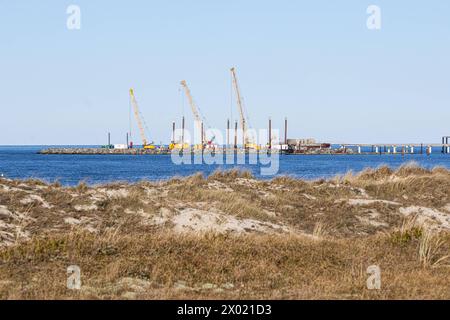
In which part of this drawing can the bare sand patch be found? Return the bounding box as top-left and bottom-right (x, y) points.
(0, 206), (13, 218)
(356, 210), (389, 227)
(399, 206), (450, 230)
(171, 208), (290, 234)
(20, 195), (52, 208)
(303, 193), (317, 201)
(64, 217), (81, 225)
(74, 204), (98, 211)
(96, 188), (130, 199)
(207, 181), (234, 192)
(345, 199), (402, 206)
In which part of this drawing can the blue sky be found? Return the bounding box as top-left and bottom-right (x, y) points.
(1, 0), (449, 145)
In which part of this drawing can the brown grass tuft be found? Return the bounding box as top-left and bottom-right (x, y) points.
(207, 169), (254, 182)
(418, 228), (450, 268)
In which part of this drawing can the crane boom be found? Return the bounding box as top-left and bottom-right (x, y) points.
(129, 88), (148, 146)
(230, 67), (249, 145)
(180, 80), (205, 144)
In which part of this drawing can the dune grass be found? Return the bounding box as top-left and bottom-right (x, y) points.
(0, 228), (448, 300)
(0, 164), (449, 299)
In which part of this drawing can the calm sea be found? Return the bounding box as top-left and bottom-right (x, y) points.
(0, 146), (449, 186)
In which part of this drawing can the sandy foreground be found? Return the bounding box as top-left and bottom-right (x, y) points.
(0, 164), (449, 299)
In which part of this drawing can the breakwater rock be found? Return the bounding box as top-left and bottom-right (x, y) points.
(38, 148), (169, 155)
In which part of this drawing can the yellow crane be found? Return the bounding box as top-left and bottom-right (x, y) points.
(230, 67), (256, 149)
(180, 80), (208, 148)
(129, 88), (155, 149)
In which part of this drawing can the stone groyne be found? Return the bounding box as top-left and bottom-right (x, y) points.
(38, 148), (169, 155)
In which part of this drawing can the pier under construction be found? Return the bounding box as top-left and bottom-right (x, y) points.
(38, 67), (450, 157)
(39, 139), (450, 156)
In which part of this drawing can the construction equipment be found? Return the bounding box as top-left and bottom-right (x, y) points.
(230, 67), (257, 149)
(180, 80), (214, 148)
(129, 88), (155, 149)
(169, 142), (190, 150)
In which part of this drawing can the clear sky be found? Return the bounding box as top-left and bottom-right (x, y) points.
(1, 0), (449, 145)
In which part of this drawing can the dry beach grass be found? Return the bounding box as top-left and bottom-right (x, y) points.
(0, 163), (449, 299)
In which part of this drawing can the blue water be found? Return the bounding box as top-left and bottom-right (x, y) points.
(0, 146), (449, 186)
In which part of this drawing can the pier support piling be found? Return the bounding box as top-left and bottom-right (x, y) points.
(172, 121), (176, 143)
(284, 117), (288, 145)
(446, 137), (450, 154)
(268, 117), (272, 149)
(227, 119), (230, 148)
(181, 116), (185, 151)
(201, 122), (204, 150)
